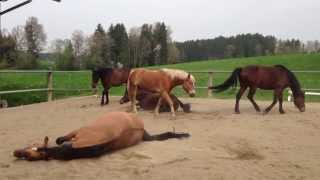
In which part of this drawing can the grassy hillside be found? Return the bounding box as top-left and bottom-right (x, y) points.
(157, 54), (320, 101)
(0, 54), (319, 106)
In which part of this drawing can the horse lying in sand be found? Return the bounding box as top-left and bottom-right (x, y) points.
(13, 112), (190, 161)
(120, 89), (191, 113)
(127, 68), (196, 117)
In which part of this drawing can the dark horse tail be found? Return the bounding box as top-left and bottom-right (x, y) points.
(274, 65), (302, 96)
(143, 130), (190, 141)
(209, 68), (242, 92)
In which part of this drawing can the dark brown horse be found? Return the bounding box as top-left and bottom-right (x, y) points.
(127, 68), (196, 117)
(120, 89), (191, 113)
(92, 68), (131, 105)
(209, 65), (305, 114)
(13, 112), (190, 161)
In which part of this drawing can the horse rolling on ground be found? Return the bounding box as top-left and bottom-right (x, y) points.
(120, 89), (191, 113)
(127, 68), (196, 117)
(209, 65), (305, 114)
(13, 112), (190, 161)
(91, 68), (131, 105)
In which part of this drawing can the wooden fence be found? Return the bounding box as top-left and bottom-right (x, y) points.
(0, 70), (319, 103)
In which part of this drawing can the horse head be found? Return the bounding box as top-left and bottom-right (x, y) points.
(182, 73), (196, 97)
(294, 91), (305, 112)
(13, 137), (50, 161)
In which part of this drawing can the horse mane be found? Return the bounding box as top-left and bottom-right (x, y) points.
(161, 68), (195, 82)
(274, 65), (303, 96)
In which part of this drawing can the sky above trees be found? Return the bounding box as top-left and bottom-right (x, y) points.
(2, 0), (320, 42)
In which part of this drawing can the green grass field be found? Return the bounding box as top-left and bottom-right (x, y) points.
(0, 53), (319, 107)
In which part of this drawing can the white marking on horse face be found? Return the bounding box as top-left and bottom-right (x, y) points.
(31, 147), (38, 151)
(189, 89), (196, 94)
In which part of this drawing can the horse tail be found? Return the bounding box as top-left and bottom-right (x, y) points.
(209, 68), (241, 92)
(142, 130), (190, 141)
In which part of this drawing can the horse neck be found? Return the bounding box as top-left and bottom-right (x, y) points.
(41, 146), (64, 160)
(285, 69), (303, 98)
(290, 85), (303, 98)
(169, 77), (185, 90)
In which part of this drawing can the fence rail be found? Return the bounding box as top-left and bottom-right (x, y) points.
(0, 70), (320, 103)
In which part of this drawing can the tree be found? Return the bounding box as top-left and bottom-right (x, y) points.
(24, 17), (47, 68)
(139, 24), (154, 66)
(71, 30), (85, 69)
(0, 33), (17, 68)
(108, 23), (129, 67)
(54, 39), (77, 70)
(86, 24), (112, 69)
(153, 22), (168, 65)
(128, 27), (141, 67)
(11, 25), (26, 51)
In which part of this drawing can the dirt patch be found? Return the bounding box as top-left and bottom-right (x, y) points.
(1, 96), (320, 180)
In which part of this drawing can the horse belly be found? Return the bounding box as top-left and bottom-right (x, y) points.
(109, 129), (144, 150)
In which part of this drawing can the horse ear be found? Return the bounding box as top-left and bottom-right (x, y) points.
(43, 136), (49, 148)
(187, 73), (191, 80)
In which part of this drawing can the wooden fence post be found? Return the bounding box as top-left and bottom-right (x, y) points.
(207, 72), (213, 97)
(47, 71), (53, 102)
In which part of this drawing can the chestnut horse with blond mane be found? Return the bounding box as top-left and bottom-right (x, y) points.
(127, 68), (196, 117)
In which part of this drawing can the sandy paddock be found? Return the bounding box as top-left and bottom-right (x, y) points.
(0, 96), (320, 180)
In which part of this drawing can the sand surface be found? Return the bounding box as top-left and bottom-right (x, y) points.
(0, 96), (320, 180)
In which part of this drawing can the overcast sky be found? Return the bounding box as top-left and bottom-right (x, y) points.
(1, 0), (320, 43)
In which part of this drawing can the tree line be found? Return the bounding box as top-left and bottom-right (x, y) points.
(0, 16), (318, 70)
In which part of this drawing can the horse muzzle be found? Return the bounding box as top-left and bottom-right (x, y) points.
(189, 93), (195, 97)
(13, 150), (28, 159)
(299, 107), (305, 112)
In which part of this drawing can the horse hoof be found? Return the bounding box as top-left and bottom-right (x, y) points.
(235, 111), (240, 114)
(280, 111), (285, 114)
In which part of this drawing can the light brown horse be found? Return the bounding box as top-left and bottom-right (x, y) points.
(127, 68), (196, 117)
(13, 112), (190, 161)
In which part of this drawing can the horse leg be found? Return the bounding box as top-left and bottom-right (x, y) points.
(264, 89), (279, 114)
(278, 90), (285, 114)
(105, 89), (109, 104)
(154, 96), (163, 116)
(129, 85), (138, 113)
(55, 130), (79, 145)
(235, 86), (247, 114)
(247, 87), (260, 112)
(161, 92), (176, 117)
(119, 88), (129, 104)
(101, 90), (105, 106)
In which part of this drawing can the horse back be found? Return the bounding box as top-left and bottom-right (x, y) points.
(70, 112), (144, 150)
(240, 65), (289, 89)
(110, 68), (131, 86)
(129, 69), (171, 92)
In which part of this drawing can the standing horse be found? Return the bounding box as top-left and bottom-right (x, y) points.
(127, 68), (196, 117)
(92, 68), (131, 105)
(13, 112), (190, 161)
(120, 89), (191, 113)
(209, 65), (305, 114)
